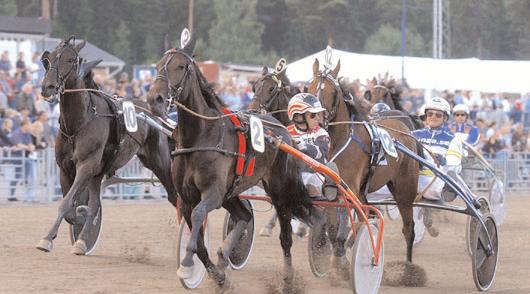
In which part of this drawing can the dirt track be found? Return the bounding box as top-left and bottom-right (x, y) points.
(1, 194), (528, 294)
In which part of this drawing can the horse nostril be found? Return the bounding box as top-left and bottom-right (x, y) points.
(156, 96), (164, 103)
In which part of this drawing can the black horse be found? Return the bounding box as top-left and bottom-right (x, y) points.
(36, 36), (177, 255)
(149, 36), (325, 288)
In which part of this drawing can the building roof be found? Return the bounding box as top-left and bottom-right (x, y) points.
(0, 15), (52, 35)
(43, 38), (125, 67)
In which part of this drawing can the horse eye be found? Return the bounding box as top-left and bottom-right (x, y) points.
(177, 65), (185, 70)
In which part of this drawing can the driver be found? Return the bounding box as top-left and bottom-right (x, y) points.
(413, 97), (464, 201)
(285, 93), (341, 239)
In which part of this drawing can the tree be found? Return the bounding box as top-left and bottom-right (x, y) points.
(256, 0), (289, 54)
(364, 23), (427, 56)
(0, 0), (17, 16)
(206, 0), (266, 64)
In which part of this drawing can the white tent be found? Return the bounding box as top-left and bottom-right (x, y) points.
(286, 48), (530, 94)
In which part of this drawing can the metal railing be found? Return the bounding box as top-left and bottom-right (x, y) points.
(1, 147), (528, 204)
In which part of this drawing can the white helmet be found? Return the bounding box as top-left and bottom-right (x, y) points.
(421, 97), (451, 117)
(452, 104), (470, 115)
(287, 93), (326, 120)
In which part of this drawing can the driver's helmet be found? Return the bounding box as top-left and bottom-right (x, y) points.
(452, 103), (470, 116)
(287, 93), (326, 121)
(370, 102), (391, 116)
(421, 96), (451, 118)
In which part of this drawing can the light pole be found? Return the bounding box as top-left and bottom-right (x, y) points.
(188, 0), (194, 33)
(400, 0), (407, 83)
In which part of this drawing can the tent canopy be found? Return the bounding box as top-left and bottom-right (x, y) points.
(286, 48), (530, 94)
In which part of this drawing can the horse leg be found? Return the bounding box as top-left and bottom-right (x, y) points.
(177, 187), (223, 280)
(71, 175), (103, 255)
(138, 150), (178, 208)
(328, 207), (350, 279)
(391, 181), (416, 263)
(36, 161), (98, 252)
(259, 209), (277, 237)
(211, 197), (252, 285)
(179, 202), (217, 277)
(275, 208), (295, 282)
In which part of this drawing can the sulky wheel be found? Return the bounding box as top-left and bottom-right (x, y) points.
(489, 180), (506, 226)
(222, 199), (255, 270)
(471, 213), (499, 291)
(385, 205), (400, 221)
(466, 196), (491, 256)
(68, 201), (103, 256)
(308, 224), (333, 278)
(176, 221), (210, 289)
(351, 219), (384, 294)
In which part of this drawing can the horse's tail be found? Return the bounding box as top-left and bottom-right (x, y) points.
(272, 149), (314, 224)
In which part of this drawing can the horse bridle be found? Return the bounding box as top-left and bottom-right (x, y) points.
(155, 48), (194, 112)
(253, 74), (286, 113)
(41, 42), (80, 102)
(370, 84), (395, 107)
(312, 70), (342, 126)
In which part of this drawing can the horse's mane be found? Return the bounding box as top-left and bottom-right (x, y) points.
(193, 62), (226, 111)
(339, 79), (370, 121)
(375, 78), (405, 112)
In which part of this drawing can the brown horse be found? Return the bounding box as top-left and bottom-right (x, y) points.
(153, 37), (325, 288)
(307, 59), (420, 266)
(36, 36), (177, 255)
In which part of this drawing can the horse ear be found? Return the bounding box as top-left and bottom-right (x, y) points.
(249, 80), (257, 92)
(262, 66), (268, 76)
(164, 33), (172, 51)
(78, 59), (102, 79)
(331, 59), (341, 78)
(41, 51), (50, 71)
(182, 35), (196, 56)
(312, 59), (320, 77)
(74, 40), (86, 53)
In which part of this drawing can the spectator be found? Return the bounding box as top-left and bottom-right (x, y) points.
(16, 83), (36, 116)
(0, 51), (12, 73)
(34, 111), (54, 147)
(129, 79), (142, 98)
(29, 52), (45, 85)
(9, 119), (36, 202)
(0, 118), (14, 147)
(0, 70), (15, 108)
(16, 52), (28, 80)
(482, 131), (507, 159)
(511, 123), (528, 152)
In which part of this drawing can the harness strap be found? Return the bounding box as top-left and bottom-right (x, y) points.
(223, 108), (247, 176)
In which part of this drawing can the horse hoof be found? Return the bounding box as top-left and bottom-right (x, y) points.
(36, 239), (53, 252)
(427, 226), (439, 237)
(177, 265), (194, 279)
(76, 205), (89, 217)
(259, 227), (272, 237)
(331, 255), (351, 280)
(71, 240), (87, 255)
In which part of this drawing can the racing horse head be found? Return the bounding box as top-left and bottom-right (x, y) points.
(363, 74), (423, 129)
(40, 36), (86, 100)
(307, 57), (422, 274)
(158, 30), (325, 290)
(248, 64), (299, 126)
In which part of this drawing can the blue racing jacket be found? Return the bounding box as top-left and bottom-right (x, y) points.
(412, 125), (463, 176)
(448, 122), (480, 146)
